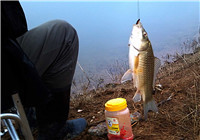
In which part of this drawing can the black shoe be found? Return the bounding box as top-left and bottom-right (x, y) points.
(37, 118), (87, 140)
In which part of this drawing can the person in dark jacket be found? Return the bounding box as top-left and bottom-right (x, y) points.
(2, 1), (87, 139)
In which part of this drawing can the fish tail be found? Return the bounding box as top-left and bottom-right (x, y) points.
(132, 90), (141, 103)
(144, 99), (158, 120)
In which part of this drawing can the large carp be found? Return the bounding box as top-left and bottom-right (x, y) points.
(121, 19), (161, 119)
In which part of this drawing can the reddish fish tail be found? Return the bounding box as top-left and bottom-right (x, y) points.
(144, 99), (158, 120)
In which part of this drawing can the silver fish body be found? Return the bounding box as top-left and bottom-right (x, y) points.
(121, 19), (161, 119)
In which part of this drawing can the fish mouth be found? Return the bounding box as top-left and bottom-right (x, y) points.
(136, 19), (140, 24)
(136, 19), (142, 28)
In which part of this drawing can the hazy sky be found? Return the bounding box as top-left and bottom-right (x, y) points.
(20, 1), (199, 74)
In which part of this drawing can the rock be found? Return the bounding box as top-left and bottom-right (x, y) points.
(88, 122), (107, 136)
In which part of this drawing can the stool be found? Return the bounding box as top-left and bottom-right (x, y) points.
(0, 93), (34, 140)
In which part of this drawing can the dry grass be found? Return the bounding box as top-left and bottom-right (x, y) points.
(2, 41), (199, 140)
(69, 47), (200, 140)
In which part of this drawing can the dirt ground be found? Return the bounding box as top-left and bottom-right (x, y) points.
(69, 50), (200, 140)
(1, 50), (199, 140)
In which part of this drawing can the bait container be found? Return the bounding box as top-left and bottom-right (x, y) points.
(105, 98), (133, 140)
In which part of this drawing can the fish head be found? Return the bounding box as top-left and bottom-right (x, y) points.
(129, 19), (150, 51)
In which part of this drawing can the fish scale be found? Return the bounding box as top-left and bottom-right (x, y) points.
(137, 45), (154, 104)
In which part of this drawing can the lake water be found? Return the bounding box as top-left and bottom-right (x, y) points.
(21, 1), (199, 90)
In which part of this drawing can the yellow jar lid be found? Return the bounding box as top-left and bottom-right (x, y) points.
(105, 98), (127, 111)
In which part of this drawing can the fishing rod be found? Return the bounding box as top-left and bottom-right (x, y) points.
(137, 0), (140, 19)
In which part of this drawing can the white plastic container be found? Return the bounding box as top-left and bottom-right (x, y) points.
(105, 98), (133, 140)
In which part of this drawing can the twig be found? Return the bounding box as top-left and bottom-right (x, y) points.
(176, 53), (199, 77)
(158, 93), (174, 107)
(105, 69), (114, 81)
(89, 120), (105, 127)
(77, 61), (91, 90)
(77, 61), (90, 83)
(176, 110), (196, 124)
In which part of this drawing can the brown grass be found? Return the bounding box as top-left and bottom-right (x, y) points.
(69, 49), (200, 140)
(2, 45), (199, 140)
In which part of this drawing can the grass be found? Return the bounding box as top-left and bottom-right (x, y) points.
(1, 34), (200, 140)
(69, 37), (200, 140)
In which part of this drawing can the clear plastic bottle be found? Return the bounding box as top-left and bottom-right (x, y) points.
(105, 98), (134, 140)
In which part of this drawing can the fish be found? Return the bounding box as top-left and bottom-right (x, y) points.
(121, 19), (161, 119)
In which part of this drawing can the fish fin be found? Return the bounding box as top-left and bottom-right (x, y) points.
(144, 99), (158, 120)
(153, 57), (161, 88)
(132, 90), (141, 103)
(129, 45), (139, 70)
(134, 54), (139, 70)
(132, 73), (138, 88)
(132, 54), (139, 88)
(121, 69), (132, 83)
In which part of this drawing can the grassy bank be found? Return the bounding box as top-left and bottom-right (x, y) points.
(69, 47), (200, 140)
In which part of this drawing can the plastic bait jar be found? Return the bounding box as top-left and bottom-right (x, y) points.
(105, 98), (133, 140)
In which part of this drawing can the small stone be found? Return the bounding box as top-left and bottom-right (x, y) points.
(77, 109), (83, 113)
(88, 122), (107, 136)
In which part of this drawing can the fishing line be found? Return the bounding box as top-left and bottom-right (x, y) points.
(137, 0), (140, 19)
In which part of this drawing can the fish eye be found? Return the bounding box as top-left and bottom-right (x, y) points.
(143, 32), (147, 37)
